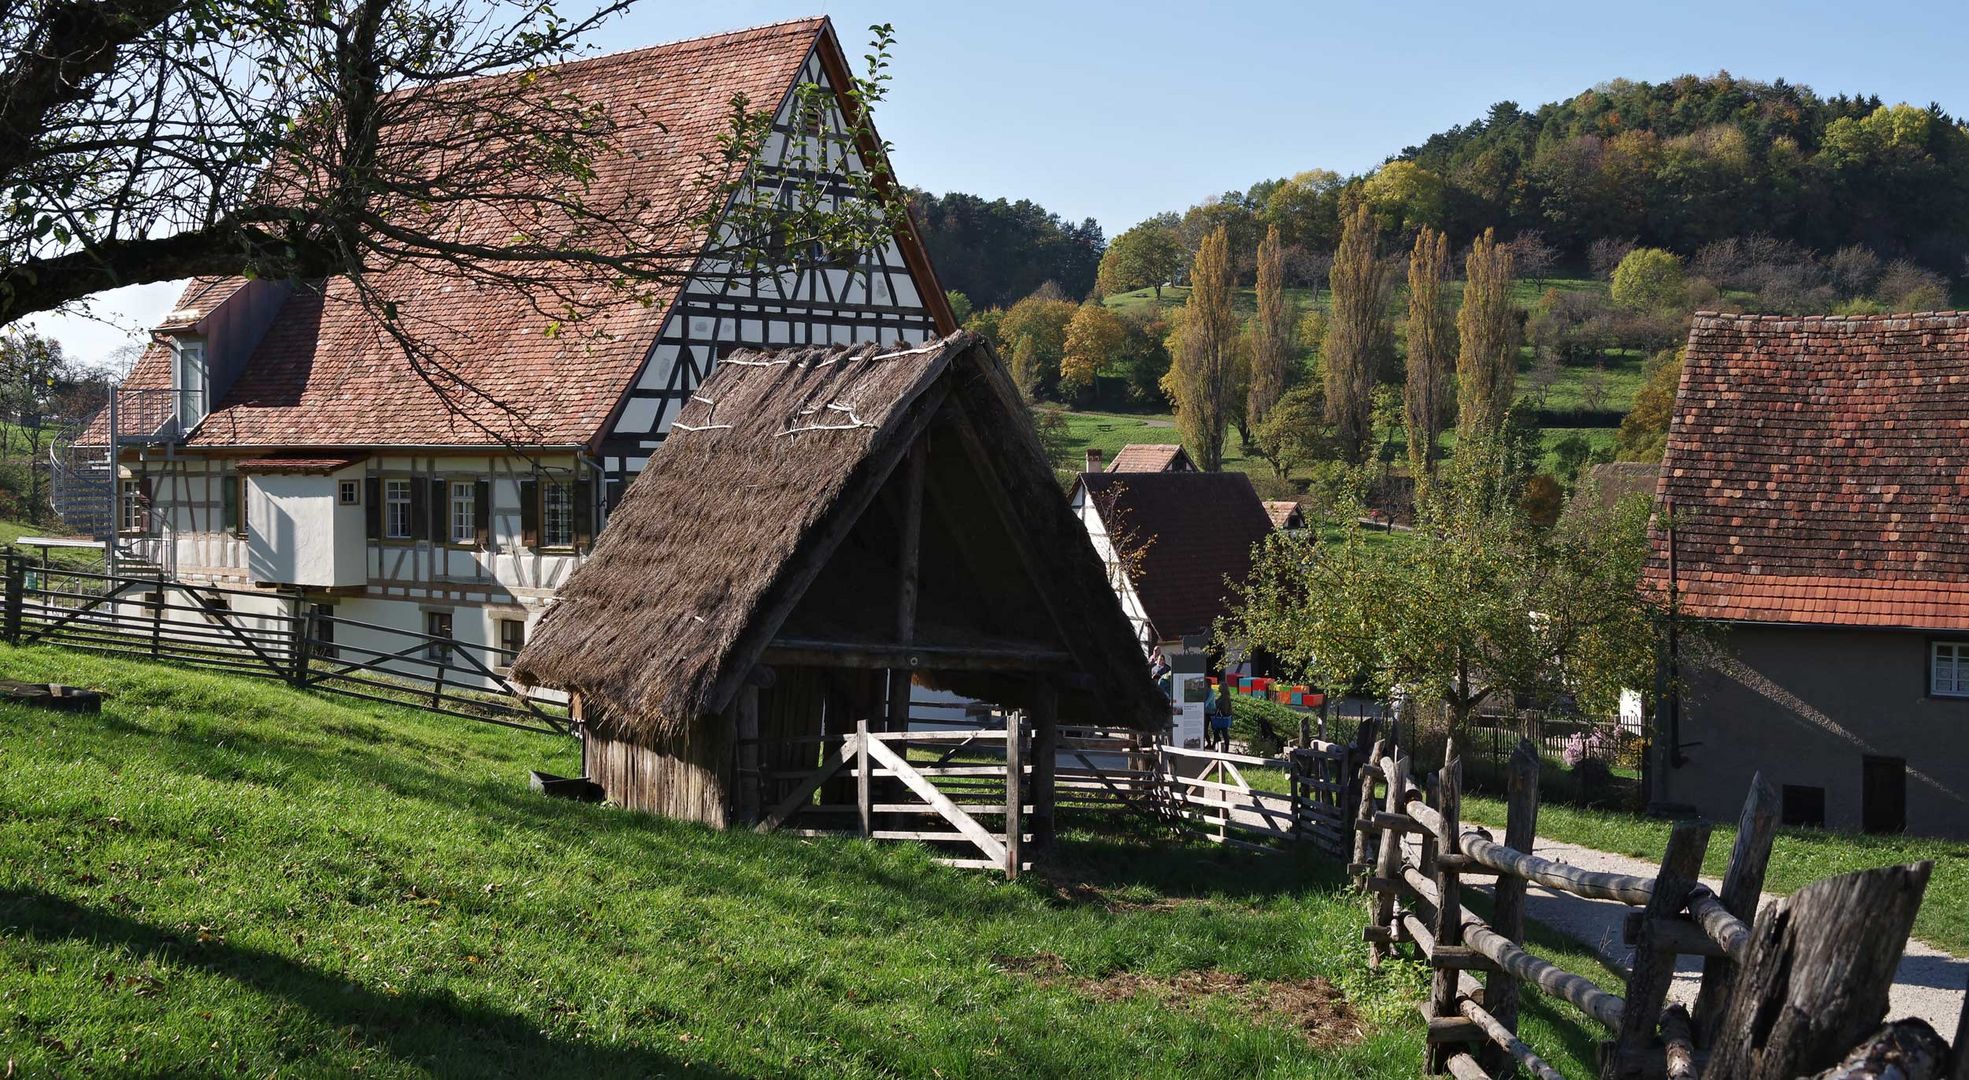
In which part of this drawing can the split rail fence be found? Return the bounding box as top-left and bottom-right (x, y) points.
(1356, 738), (1950, 1079)
(1, 553), (569, 735)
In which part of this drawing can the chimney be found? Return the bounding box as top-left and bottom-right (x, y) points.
(1085, 449), (1104, 473)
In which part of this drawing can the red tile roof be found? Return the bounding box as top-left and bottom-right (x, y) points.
(1079, 470), (1274, 642)
(111, 19), (834, 448)
(1106, 444), (1193, 473)
(1262, 500), (1303, 529)
(1649, 311), (1969, 630)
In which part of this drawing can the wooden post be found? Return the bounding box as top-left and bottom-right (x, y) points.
(1692, 772), (1779, 1047)
(885, 442), (925, 735)
(1003, 710), (1023, 880)
(1369, 751), (1409, 967)
(1427, 758), (1464, 1073)
(1707, 862), (1933, 1080)
(855, 718), (872, 838)
(1349, 738), (1387, 879)
(1483, 738), (1541, 1074)
(1029, 679), (1059, 847)
(288, 596), (313, 687)
(734, 684), (762, 827)
(149, 576), (163, 659)
(1951, 964), (1969, 1080)
(3, 548), (22, 645)
(1605, 820), (1712, 1080)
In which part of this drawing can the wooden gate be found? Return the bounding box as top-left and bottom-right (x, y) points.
(755, 717), (1030, 878)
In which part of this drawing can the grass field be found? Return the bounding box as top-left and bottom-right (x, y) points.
(0, 645), (1489, 1078)
(1100, 277), (1606, 321)
(1462, 794), (1969, 955)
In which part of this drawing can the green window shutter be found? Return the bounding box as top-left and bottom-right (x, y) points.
(221, 473), (238, 536)
(519, 479), (540, 550)
(474, 480), (490, 548)
(364, 478), (381, 540)
(572, 478), (593, 552)
(430, 479), (447, 544)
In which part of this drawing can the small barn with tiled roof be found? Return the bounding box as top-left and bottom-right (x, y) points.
(1069, 470), (1273, 650)
(1650, 311), (1969, 838)
(1103, 444), (1196, 474)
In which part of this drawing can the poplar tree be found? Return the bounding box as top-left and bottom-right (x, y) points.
(1456, 228), (1519, 438)
(1247, 224), (1294, 434)
(1404, 227), (1455, 480)
(1322, 203), (1392, 463)
(1172, 226), (1238, 471)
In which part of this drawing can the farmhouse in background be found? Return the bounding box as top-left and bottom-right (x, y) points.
(1262, 500), (1305, 531)
(512, 334), (1163, 833)
(1070, 468), (1274, 653)
(1088, 443), (1196, 474)
(1651, 311), (1969, 838)
(70, 18), (951, 673)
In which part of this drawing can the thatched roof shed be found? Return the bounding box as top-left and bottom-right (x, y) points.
(515, 331), (1164, 831)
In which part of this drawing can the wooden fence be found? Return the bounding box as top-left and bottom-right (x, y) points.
(3, 554), (570, 735)
(1356, 738), (1946, 1079)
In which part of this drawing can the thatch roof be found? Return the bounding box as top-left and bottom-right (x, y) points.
(514, 331), (1165, 739)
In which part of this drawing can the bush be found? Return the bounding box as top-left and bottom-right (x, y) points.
(1231, 695), (1300, 756)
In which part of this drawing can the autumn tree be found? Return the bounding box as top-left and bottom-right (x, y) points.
(1226, 436), (1661, 764)
(1322, 202), (1391, 463)
(1246, 224), (1294, 434)
(1615, 346), (1686, 461)
(1060, 302), (1128, 402)
(1455, 229), (1519, 439)
(998, 289), (1078, 400)
(1404, 227), (1455, 480)
(1095, 221), (1186, 300)
(1169, 227), (1237, 470)
(1610, 247), (1689, 311)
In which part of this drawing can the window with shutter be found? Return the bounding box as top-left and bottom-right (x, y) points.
(365, 478), (382, 540)
(519, 479), (539, 549)
(473, 480), (490, 547)
(384, 479), (413, 539)
(221, 473), (239, 536)
(571, 479), (593, 551)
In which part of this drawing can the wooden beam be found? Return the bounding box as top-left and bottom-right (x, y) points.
(1693, 772), (1778, 1046)
(733, 684), (761, 827)
(1607, 821), (1711, 1080)
(861, 735), (1007, 867)
(887, 441), (925, 734)
(762, 638), (1075, 672)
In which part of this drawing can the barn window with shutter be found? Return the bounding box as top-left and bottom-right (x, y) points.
(541, 480), (574, 547)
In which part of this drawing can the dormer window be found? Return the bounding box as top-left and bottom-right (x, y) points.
(173, 337), (209, 430)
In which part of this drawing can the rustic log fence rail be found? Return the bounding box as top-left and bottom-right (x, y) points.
(1356, 737), (1951, 1079)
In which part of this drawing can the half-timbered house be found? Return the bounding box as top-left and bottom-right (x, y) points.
(73, 18), (953, 680)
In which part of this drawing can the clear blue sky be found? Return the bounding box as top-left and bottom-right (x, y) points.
(31, 0), (1969, 365)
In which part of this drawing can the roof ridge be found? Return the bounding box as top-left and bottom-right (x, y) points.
(546, 16), (826, 75)
(1693, 309), (1969, 325)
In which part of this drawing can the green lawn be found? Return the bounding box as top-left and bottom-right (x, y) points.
(0, 645), (1442, 1077)
(1521, 349), (1647, 417)
(1100, 277), (1606, 322)
(1462, 795), (1969, 955)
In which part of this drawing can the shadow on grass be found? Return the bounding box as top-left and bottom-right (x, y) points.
(0, 888), (741, 1079)
(1037, 808), (1351, 903)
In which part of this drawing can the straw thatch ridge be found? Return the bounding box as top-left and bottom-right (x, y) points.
(514, 331), (1164, 740)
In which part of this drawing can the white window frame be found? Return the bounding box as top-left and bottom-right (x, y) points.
(384, 478), (413, 540)
(120, 486), (145, 534)
(1932, 641), (1969, 698)
(541, 480), (574, 548)
(496, 616), (526, 667)
(449, 481), (476, 545)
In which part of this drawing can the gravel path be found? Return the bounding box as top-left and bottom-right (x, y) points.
(1521, 835), (1966, 1040)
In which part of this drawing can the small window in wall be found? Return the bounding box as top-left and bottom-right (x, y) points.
(385, 479), (414, 540)
(1932, 641), (1969, 697)
(1781, 784), (1826, 828)
(120, 486), (147, 534)
(541, 481), (573, 548)
(222, 474), (247, 539)
(339, 480), (360, 505)
(450, 482), (477, 545)
(497, 617), (526, 666)
(425, 610), (453, 663)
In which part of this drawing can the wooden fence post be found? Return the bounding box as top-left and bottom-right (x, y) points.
(148, 576), (164, 658)
(1427, 758), (1464, 1073)
(1483, 738), (1541, 1074)
(1350, 737), (1387, 880)
(1707, 862), (1933, 1080)
(1030, 680), (1058, 847)
(1368, 751), (1409, 967)
(288, 598), (313, 687)
(1004, 711), (1023, 880)
(1692, 772), (1779, 1047)
(1605, 820), (1711, 1080)
(856, 719), (872, 838)
(3, 548), (22, 645)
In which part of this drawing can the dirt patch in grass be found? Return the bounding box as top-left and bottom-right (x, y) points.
(1040, 878), (1193, 913)
(996, 952), (1363, 1049)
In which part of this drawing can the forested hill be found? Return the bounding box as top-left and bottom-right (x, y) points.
(1399, 74), (1969, 271)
